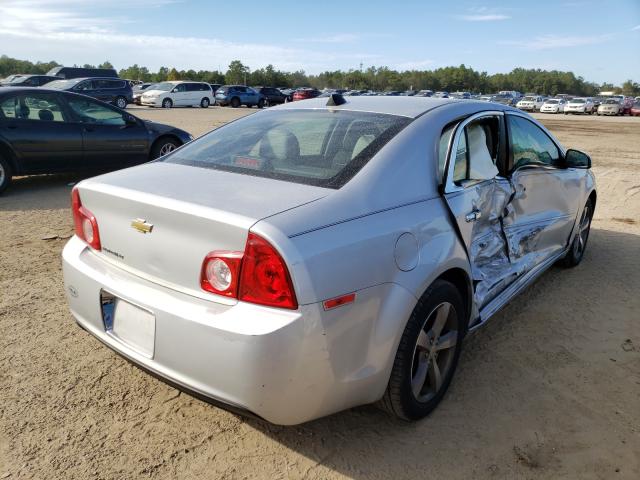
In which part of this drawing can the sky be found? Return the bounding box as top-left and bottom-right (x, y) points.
(1, 0), (639, 85)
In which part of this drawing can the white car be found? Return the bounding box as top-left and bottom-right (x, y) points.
(564, 97), (595, 115)
(516, 95), (544, 112)
(140, 81), (214, 108)
(540, 99), (566, 114)
(597, 99), (622, 116)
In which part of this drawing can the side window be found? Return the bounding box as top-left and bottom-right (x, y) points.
(10, 94), (66, 122)
(449, 117), (500, 185)
(508, 115), (560, 169)
(174, 84), (186, 93)
(185, 83), (196, 92)
(75, 80), (93, 91)
(0, 96), (17, 119)
(67, 97), (125, 126)
(237, 87), (247, 93)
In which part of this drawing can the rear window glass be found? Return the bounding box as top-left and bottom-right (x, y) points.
(164, 109), (411, 189)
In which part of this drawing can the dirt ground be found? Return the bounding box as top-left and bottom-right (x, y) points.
(1, 107), (639, 480)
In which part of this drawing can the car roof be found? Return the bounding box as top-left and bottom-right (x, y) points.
(274, 96), (478, 118)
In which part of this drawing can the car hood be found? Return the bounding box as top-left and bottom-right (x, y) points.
(140, 89), (167, 96)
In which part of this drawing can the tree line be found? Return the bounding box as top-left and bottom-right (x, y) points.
(1, 55), (638, 97)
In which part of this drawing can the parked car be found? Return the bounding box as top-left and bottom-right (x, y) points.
(0, 87), (193, 193)
(46, 66), (118, 79)
(434, 91), (449, 98)
(540, 99), (566, 114)
(46, 77), (133, 109)
(621, 97), (634, 115)
(140, 81), (214, 108)
(132, 83), (155, 105)
(61, 95), (595, 425)
(564, 97), (595, 114)
(292, 88), (321, 101)
(449, 92), (471, 100)
(5, 75), (59, 87)
(516, 95), (544, 112)
(415, 90), (433, 97)
(209, 84), (222, 95)
(214, 85), (264, 108)
(253, 87), (288, 106)
(492, 94), (516, 106)
(630, 101), (640, 117)
(597, 99), (623, 115)
(0, 74), (25, 85)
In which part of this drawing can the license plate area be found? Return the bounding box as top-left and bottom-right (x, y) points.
(101, 290), (155, 358)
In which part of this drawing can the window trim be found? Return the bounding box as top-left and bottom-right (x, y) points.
(442, 110), (504, 194)
(64, 95), (128, 126)
(505, 112), (565, 174)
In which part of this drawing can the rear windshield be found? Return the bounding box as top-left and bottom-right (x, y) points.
(164, 109), (411, 189)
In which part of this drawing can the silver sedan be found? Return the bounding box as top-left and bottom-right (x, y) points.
(62, 95), (596, 424)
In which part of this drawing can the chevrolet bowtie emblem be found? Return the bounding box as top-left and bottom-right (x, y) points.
(131, 218), (153, 234)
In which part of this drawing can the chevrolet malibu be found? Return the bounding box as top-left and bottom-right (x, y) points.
(62, 96), (596, 425)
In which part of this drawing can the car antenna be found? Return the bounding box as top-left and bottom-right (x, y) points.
(327, 93), (346, 106)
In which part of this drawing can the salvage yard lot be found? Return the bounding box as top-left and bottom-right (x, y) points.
(1, 109), (639, 479)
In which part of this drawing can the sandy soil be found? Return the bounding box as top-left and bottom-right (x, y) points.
(1, 107), (639, 480)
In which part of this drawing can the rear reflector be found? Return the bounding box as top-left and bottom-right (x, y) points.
(201, 251), (243, 297)
(323, 293), (356, 310)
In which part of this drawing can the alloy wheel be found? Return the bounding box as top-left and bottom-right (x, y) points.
(159, 143), (176, 156)
(410, 302), (459, 402)
(116, 98), (127, 109)
(574, 203), (591, 257)
(0, 162), (5, 186)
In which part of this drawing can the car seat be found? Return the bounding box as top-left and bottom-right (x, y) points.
(467, 123), (499, 180)
(38, 109), (54, 121)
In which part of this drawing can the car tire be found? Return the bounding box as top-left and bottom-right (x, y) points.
(200, 98), (210, 108)
(230, 97), (240, 108)
(379, 279), (466, 421)
(0, 154), (13, 194)
(257, 98), (265, 109)
(559, 198), (593, 268)
(162, 98), (173, 109)
(114, 96), (127, 109)
(150, 137), (180, 159)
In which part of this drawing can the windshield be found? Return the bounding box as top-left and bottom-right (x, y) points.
(46, 79), (80, 89)
(604, 99), (619, 104)
(545, 100), (559, 104)
(164, 109), (411, 189)
(571, 98), (586, 104)
(148, 82), (175, 91)
(522, 96), (535, 101)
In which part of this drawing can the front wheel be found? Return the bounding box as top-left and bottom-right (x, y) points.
(379, 280), (466, 421)
(200, 98), (210, 108)
(559, 198), (593, 268)
(162, 98), (173, 109)
(0, 154), (13, 194)
(151, 138), (180, 159)
(114, 96), (127, 109)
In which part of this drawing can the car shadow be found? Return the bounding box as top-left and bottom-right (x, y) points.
(214, 226), (640, 479)
(0, 172), (105, 212)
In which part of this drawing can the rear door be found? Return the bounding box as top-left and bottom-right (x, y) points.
(502, 113), (583, 271)
(442, 111), (516, 309)
(0, 91), (83, 173)
(171, 83), (188, 106)
(65, 95), (149, 168)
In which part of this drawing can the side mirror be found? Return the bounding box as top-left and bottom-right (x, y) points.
(171, 88), (179, 93)
(125, 115), (137, 126)
(564, 149), (591, 169)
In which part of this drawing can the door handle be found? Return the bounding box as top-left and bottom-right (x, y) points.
(465, 210), (482, 222)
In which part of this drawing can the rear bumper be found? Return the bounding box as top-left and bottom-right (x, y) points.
(62, 236), (415, 424)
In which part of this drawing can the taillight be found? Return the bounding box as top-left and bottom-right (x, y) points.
(71, 187), (101, 250)
(200, 251), (243, 297)
(200, 233), (298, 310)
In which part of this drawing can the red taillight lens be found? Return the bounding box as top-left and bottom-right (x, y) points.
(238, 233), (297, 309)
(200, 233), (297, 309)
(71, 187), (101, 250)
(200, 251), (243, 297)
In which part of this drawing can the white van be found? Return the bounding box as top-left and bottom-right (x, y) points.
(141, 81), (214, 108)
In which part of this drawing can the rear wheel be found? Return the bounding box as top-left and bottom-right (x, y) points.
(230, 97), (240, 108)
(151, 137), (180, 159)
(114, 96), (127, 109)
(200, 98), (210, 108)
(162, 98), (173, 109)
(0, 154), (13, 194)
(379, 280), (466, 421)
(560, 198), (593, 268)
(257, 98), (265, 109)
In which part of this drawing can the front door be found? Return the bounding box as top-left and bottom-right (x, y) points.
(502, 114), (584, 271)
(0, 92), (83, 173)
(64, 96), (149, 168)
(442, 112), (516, 310)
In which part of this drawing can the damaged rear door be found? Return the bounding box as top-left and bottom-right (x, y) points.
(442, 111), (517, 311)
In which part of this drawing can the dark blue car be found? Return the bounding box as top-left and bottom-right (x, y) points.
(46, 77), (133, 109)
